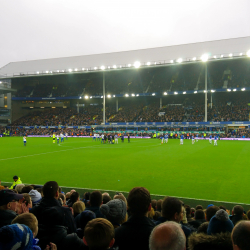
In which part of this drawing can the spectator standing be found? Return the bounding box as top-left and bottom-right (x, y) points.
(85, 191), (105, 218)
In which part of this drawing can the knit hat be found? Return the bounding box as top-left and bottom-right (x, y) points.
(100, 199), (127, 225)
(79, 210), (96, 230)
(207, 209), (234, 235)
(13, 176), (18, 180)
(207, 204), (214, 208)
(0, 189), (23, 206)
(29, 190), (42, 204)
(0, 224), (33, 250)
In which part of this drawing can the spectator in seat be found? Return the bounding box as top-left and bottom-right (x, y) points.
(85, 191), (105, 218)
(151, 199), (157, 211)
(59, 193), (66, 206)
(102, 193), (112, 204)
(0, 189), (24, 228)
(114, 187), (155, 250)
(29, 190), (42, 205)
(76, 210), (96, 238)
(230, 205), (244, 225)
(156, 199), (163, 212)
(83, 218), (116, 250)
(30, 181), (76, 234)
(156, 197), (193, 247)
(100, 199), (127, 228)
(0, 224), (33, 250)
(149, 221), (186, 250)
(10, 176), (22, 190)
(22, 186), (34, 194)
(37, 206), (85, 250)
(185, 205), (194, 222)
(189, 209), (206, 229)
(73, 201), (85, 218)
(15, 184), (25, 194)
(232, 221), (250, 250)
(205, 205), (220, 221)
(67, 191), (80, 207)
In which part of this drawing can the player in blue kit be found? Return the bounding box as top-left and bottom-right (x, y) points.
(209, 135), (212, 144)
(164, 134), (168, 143)
(180, 134), (184, 145)
(57, 134), (60, 144)
(192, 135), (195, 144)
(214, 135), (218, 146)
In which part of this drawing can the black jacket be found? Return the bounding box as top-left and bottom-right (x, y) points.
(85, 206), (105, 218)
(114, 215), (155, 250)
(38, 224), (87, 250)
(229, 214), (243, 226)
(0, 209), (17, 228)
(189, 219), (207, 229)
(30, 197), (76, 233)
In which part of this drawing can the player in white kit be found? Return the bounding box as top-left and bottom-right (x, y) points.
(192, 135), (195, 144)
(214, 135), (218, 146)
(115, 134), (118, 144)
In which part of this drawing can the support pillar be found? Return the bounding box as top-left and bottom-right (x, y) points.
(160, 98), (162, 109)
(77, 102), (79, 113)
(116, 99), (118, 112)
(205, 64), (207, 122)
(103, 72), (106, 124)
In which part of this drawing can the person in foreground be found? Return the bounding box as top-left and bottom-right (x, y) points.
(232, 221), (250, 250)
(149, 221), (186, 250)
(83, 218), (117, 250)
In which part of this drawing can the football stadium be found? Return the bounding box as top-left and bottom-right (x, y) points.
(1, 35), (250, 249)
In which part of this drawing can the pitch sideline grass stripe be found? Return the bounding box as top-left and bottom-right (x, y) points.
(3, 181), (250, 206)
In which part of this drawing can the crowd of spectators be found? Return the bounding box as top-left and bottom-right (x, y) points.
(1, 179), (250, 250)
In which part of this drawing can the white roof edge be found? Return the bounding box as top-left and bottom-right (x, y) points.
(1, 36), (250, 76)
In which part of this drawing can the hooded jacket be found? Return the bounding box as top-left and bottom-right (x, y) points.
(10, 177), (22, 189)
(188, 232), (233, 250)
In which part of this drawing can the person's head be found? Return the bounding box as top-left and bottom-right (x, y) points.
(22, 193), (32, 208)
(79, 210), (96, 230)
(197, 221), (209, 234)
(15, 184), (25, 194)
(83, 218), (115, 250)
(219, 205), (227, 211)
(232, 221), (250, 250)
(84, 192), (91, 200)
(102, 194), (112, 204)
(0, 189), (23, 212)
(100, 199), (127, 226)
(0, 224), (33, 250)
(127, 187), (151, 216)
(205, 205), (220, 221)
(153, 211), (162, 221)
(185, 205), (191, 216)
(21, 186), (33, 194)
(70, 191), (80, 204)
(12, 213), (38, 238)
(246, 210), (250, 220)
(13, 176), (19, 182)
(195, 209), (205, 220)
(156, 199), (163, 211)
(42, 181), (59, 199)
(73, 201), (86, 215)
(233, 205), (244, 216)
(207, 209), (234, 235)
(151, 200), (157, 210)
(59, 193), (66, 205)
(29, 190), (42, 205)
(196, 205), (203, 210)
(149, 221), (186, 250)
(113, 193), (127, 206)
(90, 191), (103, 207)
(162, 197), (183, 222)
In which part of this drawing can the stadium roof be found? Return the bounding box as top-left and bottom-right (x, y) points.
(0, 36), (250, 78)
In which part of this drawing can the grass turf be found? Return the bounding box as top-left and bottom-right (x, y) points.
(1, 137), (250, 204)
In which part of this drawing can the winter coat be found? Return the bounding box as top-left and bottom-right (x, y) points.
(188, 232), (233, 250)
(0, 209), (17, 228)
(85, 206), (105, 218)
(10, 177), (22, 189)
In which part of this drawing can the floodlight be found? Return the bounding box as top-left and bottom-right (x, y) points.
(82, 68), (85, 71)
(204, 90), (207, 93)
(79, 97), (82, 99)
(247, 50), (250, 57)
(152, 93), (155, 96)
(229, 53), (233, 57)
(213, 56), (217, 59)
(57, 70), (60, 72)
(107, 94), (111, 98)
(61, 70), (65, 72)
(221, 55), (223, 58)
(37, 72), (39, 74)
(128, 64), (131, 67)
(147, 62), (151, 66)
(131, 94), (135, 97)
(174, 92), (178, 95)
(136, 94), (139, 97)
(108, 66), (110, 69)
(84, 95), (89, 99)
(154, 62), (157, 65)
(211, 90), (215, 93)
(194, 91), (197, 94)
(113, 95), (116, 97)
(177, 58), (183, 63)
(134, 61), (141, 68)
(101, 96), (103, 98)
(192, 57), (196, 61)
(90, 96), (93, 99)
(46, 71), (49, 73)
(101, 66), (105, 70)
(94, 67), (97, 70)
(120, 65), (122, 68)
(163, 92), (167, 95)
(125, 94), (129, 97)
(183, 91), (186, 94)
(241, 88), (246, 91)
(74, 68), (78, 71)
(233, 88), (237, 92)
(170, 60), (174, 63)
(240, 53), (243, 56)
(201, 54), (208, 62)
(113, 65), (117, 69)
(68, 69), (72, 72)
(0, 81), (2, 84)
(227, 89), (231, 92)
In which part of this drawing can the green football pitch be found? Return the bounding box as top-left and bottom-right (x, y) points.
(1, 137), (250, 204)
